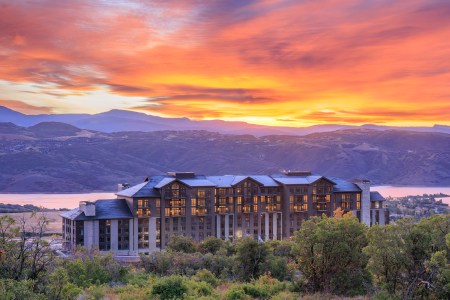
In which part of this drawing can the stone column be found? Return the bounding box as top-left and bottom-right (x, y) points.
(264, 213), (270, 241)
(224, 214), (230, 240)
(128, 219), (135, 254)
(354, 180), (371, 226)
(149, 217), (157, 252)
(379, 209), (385, 225)
(216, 215), (221, 238)
(110, 220), (118, 252)
(83, 221), (94, 249)
(273, 213), (278, 240)
(93, 220), (99, 247)
(133, 218), (138, 252)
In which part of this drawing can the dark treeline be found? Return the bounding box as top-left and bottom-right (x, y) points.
(0, 212), (449, 299)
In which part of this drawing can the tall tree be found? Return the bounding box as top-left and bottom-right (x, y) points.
(293, 214), (370, 295)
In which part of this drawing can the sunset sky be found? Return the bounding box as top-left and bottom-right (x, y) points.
(1, 0), (450, 127)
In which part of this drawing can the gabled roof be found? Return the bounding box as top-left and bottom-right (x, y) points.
(329, 177), (362, 193)
(206, 175), (280, 187)
(155, 176), (216, 189)
(271, 174), (335, 185)
(178, 177), (216, 187)
(231, 175), (249, 186)
(61, 199), (133, 221)
(154, 177), (176, 189)
(206, 175), (236, 187)
(249, 175), (279, 187)
(116, 175), (164, 197)
(370, 191), (386, 201)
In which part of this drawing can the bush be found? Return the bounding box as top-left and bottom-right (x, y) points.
(0, 279), (45, 300)
(194, 269), (219, 287)
(226, 287), (249, 300)
(167, 235), (197, 253)
(151, 275), (188, 300)
(187, 280), (214, 297)
(198, 237), (224, 254)
(64, 249), (129, 288)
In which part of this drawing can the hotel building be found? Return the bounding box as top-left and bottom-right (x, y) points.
(61, 171), (388, 255)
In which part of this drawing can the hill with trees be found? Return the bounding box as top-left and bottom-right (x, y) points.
(0, 123), (449, 192)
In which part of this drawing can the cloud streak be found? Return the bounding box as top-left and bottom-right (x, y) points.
(0, 0), (449, 126)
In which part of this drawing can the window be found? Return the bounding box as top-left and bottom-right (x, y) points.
(99, 220), (111, 251)
(118, 219), (129, 250)
(137, 199), (150, 217)
(75, 221), (84, 246)
(138, 218), (149, 249)
(156, 218), (161, 248)
(341, 194), (352, 210)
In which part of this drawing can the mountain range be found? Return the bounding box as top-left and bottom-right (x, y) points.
(1, 106), (449, 136)
(0, 121), (449, 192)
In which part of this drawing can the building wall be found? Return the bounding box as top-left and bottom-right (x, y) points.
(66, 176), (384, 255)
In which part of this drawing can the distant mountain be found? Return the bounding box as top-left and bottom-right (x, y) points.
(0, 123), (449, 192)
(1, 106), (449, 136)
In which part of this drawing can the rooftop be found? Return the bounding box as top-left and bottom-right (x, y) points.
(61, 199), (133, 221)
(114, 173), (367, 198)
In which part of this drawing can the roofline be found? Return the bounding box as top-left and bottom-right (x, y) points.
(309, 176), (337, 185)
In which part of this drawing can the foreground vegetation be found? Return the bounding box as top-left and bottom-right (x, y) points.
(0, 212), (449, 299)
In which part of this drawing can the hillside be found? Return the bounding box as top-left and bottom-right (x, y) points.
(0, 123), (449, 192)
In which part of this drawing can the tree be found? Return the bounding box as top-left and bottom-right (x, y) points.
(365, 215), (450, 299)
(294, 214), (370, 295)
(365, 222), (409, 295)
(198, 236), (224, 254)
(0, 212), (56, 282)
(234, 237), (269, 281)
(167, 235), (196, 253)
(46, 267), (82, 300)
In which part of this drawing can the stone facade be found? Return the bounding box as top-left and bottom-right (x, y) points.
(61, 171), (388, 255)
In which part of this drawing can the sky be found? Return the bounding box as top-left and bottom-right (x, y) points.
(0, 0), (450, 127)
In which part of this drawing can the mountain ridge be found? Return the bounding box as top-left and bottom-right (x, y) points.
(1, 106), (449, 136)
(0, 122), (448, 192)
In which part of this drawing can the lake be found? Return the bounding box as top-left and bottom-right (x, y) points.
(0, 186), (449, 209)
(0, 193), (116, 209)
(371, 186), (450, 205)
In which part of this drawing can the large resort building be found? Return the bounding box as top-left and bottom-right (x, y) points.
(61, 171), (388, 255)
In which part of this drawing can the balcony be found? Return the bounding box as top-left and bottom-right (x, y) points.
(217, 206), (228, 214)
(194, 208), (208, 216)
(265, 204), (281, 212)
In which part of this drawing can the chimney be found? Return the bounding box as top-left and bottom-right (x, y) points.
(79, 201), (96, 217)
(167, 172), (196, 178)
(117, 183), (130, 192)
(282, 170), (312, 176)
(353, 179), (370, 226)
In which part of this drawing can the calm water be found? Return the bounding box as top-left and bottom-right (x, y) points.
(0, 193), (116, 209)
(0, 186), (449, 209)
(372, 186), (450, 205)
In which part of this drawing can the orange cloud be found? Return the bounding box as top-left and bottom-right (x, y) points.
(0, 0), (449, 126)
(0, 99), (53, 114)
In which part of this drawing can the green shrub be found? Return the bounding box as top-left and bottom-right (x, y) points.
(226, 287), (249, 300)
(194, 269), (219, 287)
(0, 279), (45, 300)
(152, 275), (188, 300)
(187, 280), (214, 297)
